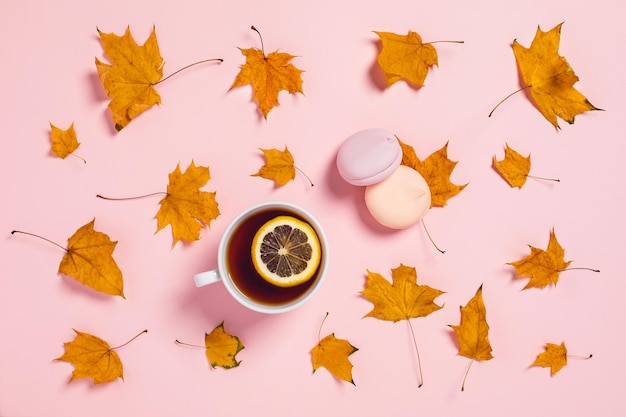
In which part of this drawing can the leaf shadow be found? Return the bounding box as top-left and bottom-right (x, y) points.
(58, 273), (119, 303)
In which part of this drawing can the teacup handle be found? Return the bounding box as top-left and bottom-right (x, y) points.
(194, 269), (221, 287)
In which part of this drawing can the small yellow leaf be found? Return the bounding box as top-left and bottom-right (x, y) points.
(311, 333), (358, 384)
(55, 330), (123, 384)
(205, 322), (244, 369)
(512, 23), (601, 128)
(49, 122), (80, 159)
(492, 143), (531, 188)
(531, 342), (568, 376)
(399, 139), (467, 207)
(252, 147), (296, 186)
(374, 30), (438, 88)
(155, 161), (220, 246)
(59, 219), (124, 297)
(508, 228), (572, 289)
(95, 26), (164, 130)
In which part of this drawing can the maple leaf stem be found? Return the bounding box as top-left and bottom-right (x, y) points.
(153, 58), (224, 86)
(461, 359), (474, 392)
(421, 219), (445, 254)
(406, 319), (424, 388)
(10, 230), (68, 252)
(558, 267), (601, 273)
(526, 174), (560, 182)
(174, 339), (206, 349)
(70, 153), (87, 164)
(488, 85), (530, 118)
(568, 353), (593, 359)
(96, 192), (168, 201)
(110, 329), (148, 351)
(423, 40), (465, 45)
(295, 165), (315, 187)
(250, 25), (265, 57)
(318, 312), (330, 343)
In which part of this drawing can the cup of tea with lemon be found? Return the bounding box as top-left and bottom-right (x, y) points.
(194, 201), (329, 314)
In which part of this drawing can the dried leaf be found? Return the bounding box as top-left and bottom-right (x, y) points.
(361, 264), (444, 322)
(252, 147), (296, 186)
(449, 285), (493, 361)
(155, 161), (220, 246)
(492, 143), (530, 188)
(374, 30), (438, 87)
(230, 30), (304, 118)
(508, 228), (572, 289)
(205, 322), (244, 369)
(49, 122), (80, 159)
(311, 333), (358, 384)
(531, 342), (568, 376)
(513, 23), (600, 128)
(55, 330), (123, 384)
(59, 219), (124, 297)
(95, 26), (164, 130)
(399, 139), (467, 207)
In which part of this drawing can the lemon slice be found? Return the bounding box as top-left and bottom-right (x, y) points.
(251, 215), (321, 287)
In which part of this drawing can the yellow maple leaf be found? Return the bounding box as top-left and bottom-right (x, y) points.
(374, 30), (438, 88)
(531, 342), (568, 376)
(204, 322), (244, 369)
(492, 143), (531, 188)
(311, 333), (358, 385)
(361, 264), (444, 387)
(11, 219), (124, 297)
(95, 26), (164, 131)
(362, 264), (444, 322)
(58, 219), (125, 297)
(449, 285), (493, 391)
(512, 23), (601, 128)
(252, 147), (296, 186)
(49, 122), (80, 159)
(155, 161), (220, 246)
(508, 228), (572, 289)
(450, 285), (493, 361)
(55, 329), (146, 384)
(398, 139), (467, 207)
(230, 26), (304, 119)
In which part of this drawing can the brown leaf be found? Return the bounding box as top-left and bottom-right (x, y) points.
(531, 342), (568, 376)
(492, 143), (531, 188)
(155, 161), (220, 246)
(449, 285), (493, 361)
(251, 147), (296, 186)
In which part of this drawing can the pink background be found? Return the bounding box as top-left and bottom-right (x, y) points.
(1, 0), (624, 415)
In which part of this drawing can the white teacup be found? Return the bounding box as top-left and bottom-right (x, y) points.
(194, 201), (329, 314)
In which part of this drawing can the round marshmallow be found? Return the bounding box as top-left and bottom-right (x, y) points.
(364, 165), (431, 229)
(336, 128), (402, 186)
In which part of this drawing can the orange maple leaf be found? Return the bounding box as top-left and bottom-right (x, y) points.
(204, 322), (244, 369)
(95, 26), (164, 131)
(49, 122), (80, 159)
(399, 139), (467, 207)
(512, 23), (601, 128)
(361, 264), (444, 386)
(374, 30), (438, 88)
(311, 313), (358, 384)
(230, 26), (304, 119)
(155, 161), (220, 246)
(492, 143), (531, 188)
(55, 329), (146, 384)
(449, 285), (493, 391)
(531, 342), (568, 376)
(508, 229), (573, 289)
(252, 147), (296, 186)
